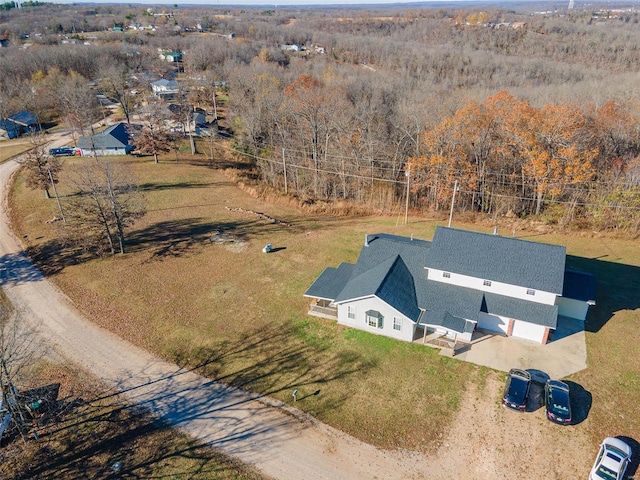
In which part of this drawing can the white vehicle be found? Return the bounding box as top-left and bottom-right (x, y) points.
(589, 437), (632, 480)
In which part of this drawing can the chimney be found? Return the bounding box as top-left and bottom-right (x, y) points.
(364, 234), (369, 247)
(493, 226), (498, 235)
(411, 233), (414, 241)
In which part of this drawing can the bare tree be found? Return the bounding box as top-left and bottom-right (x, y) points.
(99, 65), (139, 125)
(66, 159), (145, 255)
(130, 99), (173, 163)
(0, 291), (45, 443)
(17, 132), (62, 200)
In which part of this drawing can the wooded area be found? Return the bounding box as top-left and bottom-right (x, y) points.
(1, 1), (639, 233)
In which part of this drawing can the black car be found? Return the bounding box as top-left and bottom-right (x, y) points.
(502, 368), (531, 411)
(544, 380), (572, 424)
(49, 146), (75, 156)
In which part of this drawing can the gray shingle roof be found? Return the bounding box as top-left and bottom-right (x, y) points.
(483, 292), (558, 328)
(77, 123), (137, 150)
(303, 263), (354, 301)
(420, 280), (558, 328)
(304, 229), (576, 331)
(426, 227), (566, 294)
(420, 310), (470, 334)
(421, 280), (484, 320)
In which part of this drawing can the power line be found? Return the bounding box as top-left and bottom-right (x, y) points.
(216, 142), (640, 211)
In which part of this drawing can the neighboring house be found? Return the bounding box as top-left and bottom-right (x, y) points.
(304, 227), (596, 346)
(76, 122), (138, 156)
(0, 119), (20, 140)
(0, 111), (39, 139)
(159, 51), (182, 63)
(151, 79), (179, 99)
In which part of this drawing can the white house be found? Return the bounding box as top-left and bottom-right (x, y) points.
(76, 123), (137, 156)
(151, 79), (179, 99)
(304, 227), (596, 346)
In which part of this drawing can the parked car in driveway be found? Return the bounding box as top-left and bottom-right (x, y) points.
(544, 379), (572, 424)
(48, 146), (76, 156)
(589, 437), (631, 480)
(502, 368), (531, 411)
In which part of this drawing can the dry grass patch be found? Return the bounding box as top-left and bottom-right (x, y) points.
(0, 140), (31, 163)
(0, 361), (266, 480)
(9, 155), (640, 454)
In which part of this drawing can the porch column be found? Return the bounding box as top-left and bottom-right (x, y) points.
(506, 319), (515, 336)
(541, 327), (551, 345)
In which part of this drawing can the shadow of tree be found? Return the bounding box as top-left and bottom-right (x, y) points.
(564, 380), (592, 426)
(138, 180), (235, 193)
(16, 322), (372, 478)
(566, 255), (640, 334)
(126, 218), (290, 259)
(0, 251), (45, 286)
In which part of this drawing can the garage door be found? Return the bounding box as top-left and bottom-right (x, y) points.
(477, 312), (509, 335)
(511, 320), (546, 343)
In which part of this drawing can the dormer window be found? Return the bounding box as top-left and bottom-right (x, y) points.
(526, 289), (536, 296)
(483, 280), (492, 287)
(442, 272), (451, 278)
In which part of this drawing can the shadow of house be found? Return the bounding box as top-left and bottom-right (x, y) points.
(565, 255), (640, 333)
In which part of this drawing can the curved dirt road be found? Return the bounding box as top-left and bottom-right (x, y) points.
(0, 158), (430, 479)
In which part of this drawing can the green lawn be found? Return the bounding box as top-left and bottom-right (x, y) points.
(8, 154), (640, 452)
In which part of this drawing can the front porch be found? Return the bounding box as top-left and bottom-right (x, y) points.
(307, 299), (338, 320)
(413, 326), (469, 356)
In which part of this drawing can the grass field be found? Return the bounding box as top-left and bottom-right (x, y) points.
(0, 140), (31, 163)
(7, 153), (640, 453)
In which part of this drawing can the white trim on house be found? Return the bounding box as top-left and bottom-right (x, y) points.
(427, 267), (557, 305)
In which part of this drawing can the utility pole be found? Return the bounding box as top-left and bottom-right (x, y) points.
(404, 163), (411, 225)
(282, 147), (288, 194)
(47, 167), (65, 223)
(448, 180), (459, 228)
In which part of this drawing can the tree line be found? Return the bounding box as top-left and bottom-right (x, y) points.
(2, 3), (640, 237)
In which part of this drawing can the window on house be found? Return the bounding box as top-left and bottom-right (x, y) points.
(393, 317), (402, 331)
(347, 305), (356, 319)
(483, 280), (492, 287)
(442, 272), (451, 278)
(526, 289), (536, 296)
(365, 310), (384, 329)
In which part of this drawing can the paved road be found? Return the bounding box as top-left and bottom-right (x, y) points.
(0, 158), (428, 479)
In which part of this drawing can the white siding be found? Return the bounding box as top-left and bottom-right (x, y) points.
(427, 268), (557, 305)
(79, 148), (127, 156)
(337, 296), (416, 342)
(556, 297), (589, 321)
(477, 312), (509, 335)
(511, 320), (547, 343)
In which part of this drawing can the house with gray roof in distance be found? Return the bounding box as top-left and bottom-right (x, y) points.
(304, 227), (596, 347)
(151, 78), (179, 99)
(77, 123), (138, 157)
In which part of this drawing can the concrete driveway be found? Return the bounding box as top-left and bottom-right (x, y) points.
(449, 316), (587, 379)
